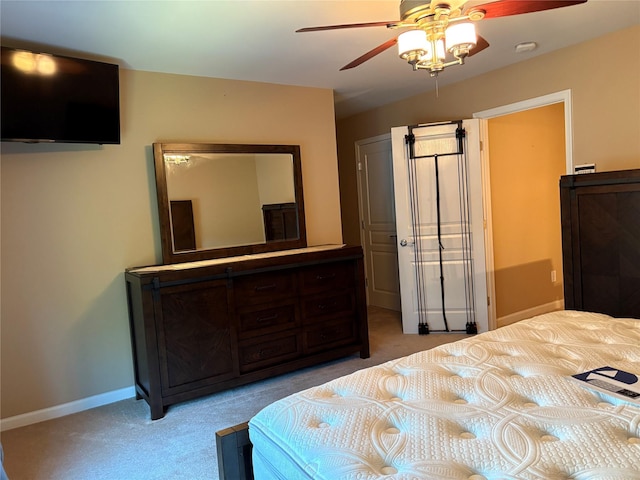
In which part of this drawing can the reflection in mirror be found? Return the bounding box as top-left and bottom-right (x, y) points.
(165, 152), (296, 251)
(153, 143), (306, 265)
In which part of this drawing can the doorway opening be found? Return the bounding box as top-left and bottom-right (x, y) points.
(353, 91), (573, 331)
(475, 90), (574, 329)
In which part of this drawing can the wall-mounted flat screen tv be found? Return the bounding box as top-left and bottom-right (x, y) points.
(1, 46), (120, 144)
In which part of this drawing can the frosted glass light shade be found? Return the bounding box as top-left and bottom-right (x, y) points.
(435, 39), (446, 60)
(445, 22), (477, 50)
(418, 39), (445, 64)
(398, 30), (428, 58)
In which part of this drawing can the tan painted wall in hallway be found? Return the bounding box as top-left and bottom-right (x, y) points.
(488, 103), (566, 319)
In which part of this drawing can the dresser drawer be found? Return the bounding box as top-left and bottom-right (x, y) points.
(299, 262), (354, 294)
(239, 333), (301, 373)
(234, 271), (297, 305)
(238, 303), (298, 339)
(302, 291), (355, 322)
(305, 318), (357, 352)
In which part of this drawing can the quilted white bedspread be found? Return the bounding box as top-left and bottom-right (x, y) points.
(249, 311), (640, 479)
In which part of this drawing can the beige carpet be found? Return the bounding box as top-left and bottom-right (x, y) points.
(1, 307), (469, 480)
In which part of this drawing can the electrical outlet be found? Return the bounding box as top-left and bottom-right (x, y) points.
(551, 270), (557, 283)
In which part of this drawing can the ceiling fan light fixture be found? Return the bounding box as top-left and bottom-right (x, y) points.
(414, 38), (446, 75)
(297, 0), (587, 78)
(445, 22), (477, 56)
(398, 29), (428, 64)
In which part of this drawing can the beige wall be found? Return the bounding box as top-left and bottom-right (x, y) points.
(256, 155), (296, 205)
(0, 70), (342, 418)
(168, 155), (266, 248)
(488, 104), (566, 318)
(337, 25), (640, 246)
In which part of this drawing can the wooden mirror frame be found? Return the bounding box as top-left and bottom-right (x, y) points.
(153, 143), (306, 264)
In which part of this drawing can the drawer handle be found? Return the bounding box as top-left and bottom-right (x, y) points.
(258, 346), (280, 358)
(256, 314), (279, 323)
(317, 301), (338, 310)
(254, 283), (277, 292)
(315, 273), (336, 281)
(319, 328), (338, 340)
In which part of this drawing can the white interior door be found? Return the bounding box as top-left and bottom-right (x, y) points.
(392, 120), (488, 334)
(356, 135), (401, 310)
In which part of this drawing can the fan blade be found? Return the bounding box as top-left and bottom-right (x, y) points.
(340, 38), (398, 71)
(471, 0), (587, 19)
(296, 21), (398, 33)
(469, 35), (490, 57)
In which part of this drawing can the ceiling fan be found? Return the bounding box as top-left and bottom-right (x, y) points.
(297, 0), (587, 76)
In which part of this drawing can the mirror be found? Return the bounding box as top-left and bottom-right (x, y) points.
(153, 143), (306, 264)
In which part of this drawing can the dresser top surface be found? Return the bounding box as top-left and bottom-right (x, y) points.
(127, 244), (351, 275)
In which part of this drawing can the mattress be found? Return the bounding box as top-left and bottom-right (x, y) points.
(249, 311), (640, 480)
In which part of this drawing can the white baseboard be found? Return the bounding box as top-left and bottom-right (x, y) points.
(0, 386), (136, 432)
(497, 300), (565, 328)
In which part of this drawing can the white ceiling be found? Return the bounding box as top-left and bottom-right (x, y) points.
(1, 0), (639, 119)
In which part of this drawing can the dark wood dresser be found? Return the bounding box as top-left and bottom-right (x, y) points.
(560, 169), (640, 319)
(125, 245), (369, 419)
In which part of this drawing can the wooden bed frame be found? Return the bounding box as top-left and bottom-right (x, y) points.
(216, 422), (253, 480)
(215, 168), (640, 480)
(560, 168), (640, 319)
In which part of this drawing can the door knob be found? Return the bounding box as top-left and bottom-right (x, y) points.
(400, 239), (410, 247)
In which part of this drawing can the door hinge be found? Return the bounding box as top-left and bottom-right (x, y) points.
(480, 140), (484, 151)
(487, 296), (491, 306)
(362, 220), (365, 230)
(358, 161), (363, 171)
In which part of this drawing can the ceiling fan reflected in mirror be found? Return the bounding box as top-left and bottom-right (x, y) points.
(297, 0), (587, 77)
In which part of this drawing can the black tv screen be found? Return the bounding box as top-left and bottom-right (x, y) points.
(1, 46), (120, 144)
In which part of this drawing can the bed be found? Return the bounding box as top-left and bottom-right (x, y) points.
(247, 310), (640, 479)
